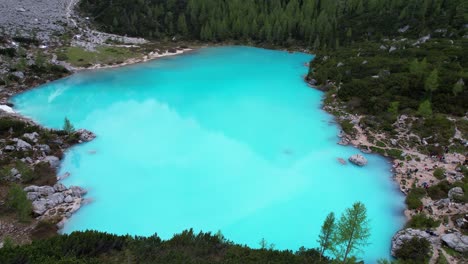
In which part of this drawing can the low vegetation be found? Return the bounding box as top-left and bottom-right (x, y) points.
(406, 214), (440, 229)
(405, 188), (425, 210)
(57, 46), (134, 67)
(393, 237), (431, 263)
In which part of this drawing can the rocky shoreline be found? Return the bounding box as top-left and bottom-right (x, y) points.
(310, 82), (467, 262)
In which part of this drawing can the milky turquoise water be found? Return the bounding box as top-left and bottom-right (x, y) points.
(13, 46), (405, 262)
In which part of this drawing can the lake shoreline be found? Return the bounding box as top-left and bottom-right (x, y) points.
(307, 82), (467, 262)
(1, 44), (464, 262)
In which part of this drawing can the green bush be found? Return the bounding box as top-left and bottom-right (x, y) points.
(405, 188), (426, 210)
(14, 161), (34, 183)
(433, 168), (446, 180)
(427, 181), (451, 200)
(6, 183), (32, 222)
(339, 120), (355, 135)
(394, 237), (431, 263)
(386, 149), (403, 159)
(406, 214), (440, 229)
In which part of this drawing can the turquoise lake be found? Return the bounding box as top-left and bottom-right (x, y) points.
(13, 46), (405, 262)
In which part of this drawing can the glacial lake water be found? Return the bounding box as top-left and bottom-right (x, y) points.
(13, 46), (405, 262)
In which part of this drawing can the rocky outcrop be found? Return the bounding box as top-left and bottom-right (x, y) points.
(348, 154), (368, 166)
(23, 132), (39, 143)
(448, 187), (464, 201)
(391, 228), (440, 256)
(441, 232), (468, 253)
(12, 138), (32, 150)
(24, 183), (87, 226)
(76, 129), (96, 143)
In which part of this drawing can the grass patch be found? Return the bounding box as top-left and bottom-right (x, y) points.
(59, 46), (135, 67)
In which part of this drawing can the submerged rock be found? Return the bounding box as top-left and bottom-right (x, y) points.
(349, 154), (368, 166)
(441, 232), (468, 252)
(337, 158), (347, 165)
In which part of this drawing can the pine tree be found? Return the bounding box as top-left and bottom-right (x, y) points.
(424, 69), (439, 99)
(6, 184), (32, 222)
(332, 202), (370, 263)
(317, 212), (336, 260)
(63, 117), (75, 134)
(417, 100), (432, 118)
(177, 14), (188, 35)
(452, 79), (464, 96)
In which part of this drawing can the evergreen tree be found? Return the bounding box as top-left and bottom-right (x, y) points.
(424, 69), (439, 99)
(6, 184), (32, 222)
(417, 100), (433, 118)
(452, 79), (464, 96)
(332, 202), (370, 263)
(177, 14), (188, 35)
(317, 212), (336, 261)
(63, 117), (75, 134)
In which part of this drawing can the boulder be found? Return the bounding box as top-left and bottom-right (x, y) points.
(69, 186), (87, 197)
(448, 187), (464, 201)
(441, 232), (468, 253)
(26, 192), (39, 201)
(23, 132), (39, 143)
(13, 138), (32, 150)
(4, 145), (15, 152)
(37, 144), (51, 154)
(76, 129), (96, 142)
(349, 154), (368, 166)
(24, 185), (55, 196)
(64, 195), (73, 203)
(32, 200), (48, 215)
(12, 71), (25, 80)
(391, 228), (440, 256)
(47, 193), (65, 205)
(53, 183), (67, 192)
(44, 156), (60, 168)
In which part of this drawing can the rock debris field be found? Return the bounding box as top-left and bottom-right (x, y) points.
(0, 0), (75, 40)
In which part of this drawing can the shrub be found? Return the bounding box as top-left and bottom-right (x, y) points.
(6, 183), (32, 222)
(339, 119), (355, 135)
(427, 181), (451, 200)
(433, 168), (446, 180)
(406, 214), (440, 229)
(31, 162), (56, 186)
(405, 188), (425, 209)
(394, 237), (431, 263)
(387, 149), (403, 159)
(14, 160), (35, 183)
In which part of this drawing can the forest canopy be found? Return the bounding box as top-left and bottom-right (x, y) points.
(79, 0), (467, 48)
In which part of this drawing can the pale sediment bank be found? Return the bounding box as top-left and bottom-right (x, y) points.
(75, 48), (194, 71)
